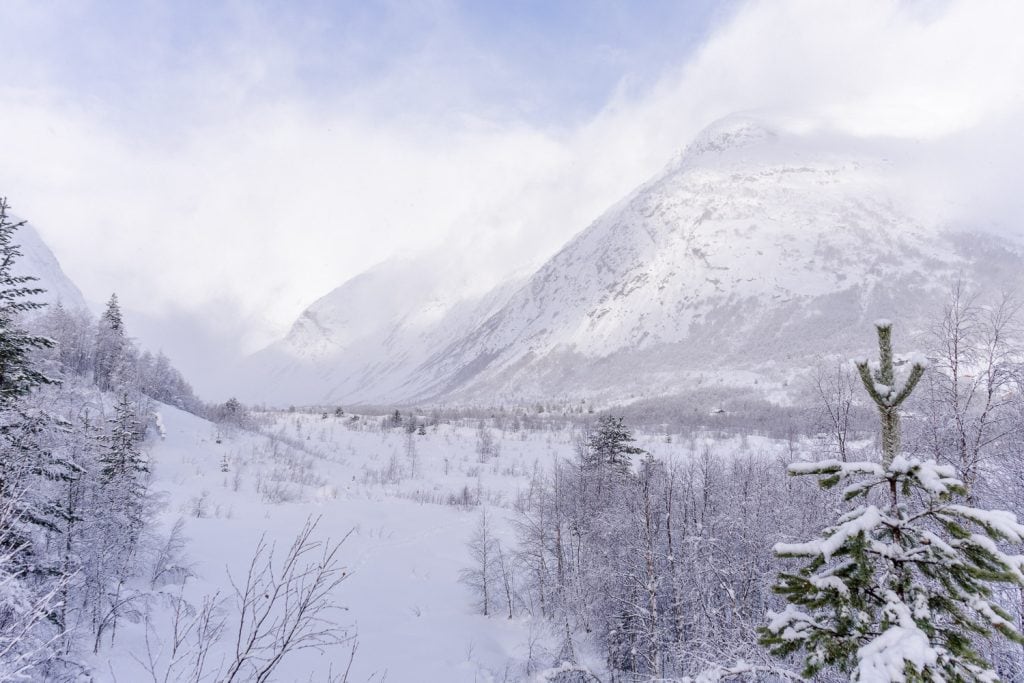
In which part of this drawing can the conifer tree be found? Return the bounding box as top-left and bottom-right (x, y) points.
(101, 394), (148, 534)
(854, 320), (925, 467)
(93, 294), (125, 392)
(0, 199), (55, 405)
(99, 294), (123, 333)
(586, 416), (644, 475)
(0, 199), (67, 563)
(216, 397), (248, 429)
(761, 321), (1024, 682)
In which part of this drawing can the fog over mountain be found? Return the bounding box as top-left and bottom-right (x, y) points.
(6, 0), (1023, 398)
(240, 113), (1024, 407)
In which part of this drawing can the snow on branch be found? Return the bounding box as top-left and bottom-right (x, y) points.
(775, 506), (882, 561)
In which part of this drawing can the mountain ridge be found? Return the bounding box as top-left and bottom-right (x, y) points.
(9, 216), (89, 312)
(242, 115), (1024, 406)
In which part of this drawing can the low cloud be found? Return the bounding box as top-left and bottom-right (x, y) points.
(0, 0), (1021, 394)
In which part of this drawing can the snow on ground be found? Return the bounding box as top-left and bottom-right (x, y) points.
(99, 406), (788, 681)
(99, 407), (572, 682)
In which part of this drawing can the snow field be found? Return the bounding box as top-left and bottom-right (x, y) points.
(101, 406), (795, 681)
(104, 408), (573, 681)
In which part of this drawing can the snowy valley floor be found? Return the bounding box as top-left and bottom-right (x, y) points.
(97, 406), (780, 682)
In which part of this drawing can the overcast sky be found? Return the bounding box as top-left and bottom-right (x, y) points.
(1, 0), (1022, 391)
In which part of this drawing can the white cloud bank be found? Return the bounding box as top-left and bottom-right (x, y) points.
(0, 0), (1021, 392)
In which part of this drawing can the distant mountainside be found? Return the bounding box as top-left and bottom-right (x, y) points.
(243, 114), (1024, 406)
(10, 218), (89, 312)
(241, 254), (528, 405)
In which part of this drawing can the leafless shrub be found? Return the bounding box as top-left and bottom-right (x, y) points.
(138, 516), (355, 683)
(149, 518), (194, 590)
(136, 587), (226, 683)
(222, 516), (353, 683)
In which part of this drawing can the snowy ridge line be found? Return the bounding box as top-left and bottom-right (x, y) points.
(240, 113), (1024, 407)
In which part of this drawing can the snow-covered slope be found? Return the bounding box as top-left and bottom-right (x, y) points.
(249, 114), (1024, 406)
(103, 405), (604, 681)
(240, 253), (527, 405)
(10, 217), (88, 311)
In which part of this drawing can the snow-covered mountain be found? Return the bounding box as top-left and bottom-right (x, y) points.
(241, 253), (528, 405)
(245, 114), (1024, 406)
(10, 217), (88, 311)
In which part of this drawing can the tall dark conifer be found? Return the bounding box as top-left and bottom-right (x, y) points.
(0, 198), (63, 537)
(586, 416), (645, 475)
(0, 198), (54, 406)
(101, 394), (148, 534)
(93, 294), (125, 392)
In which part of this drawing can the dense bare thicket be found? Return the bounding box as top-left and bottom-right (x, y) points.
(509, 436), (829, 680)
(906, 283), (1024, 502)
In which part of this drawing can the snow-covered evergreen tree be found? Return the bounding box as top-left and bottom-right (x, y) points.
(0, 199), (54, 404)
(854, 320), (926, 468)
(761, 321), (1024, 681)
(78, 392), (153, 653)
(93, 294), (126, 392)
(540, 623), (599, 682)
(101, 393), (148, 534)
(585, 416), (644, 475)
(214, 396), (248, 428)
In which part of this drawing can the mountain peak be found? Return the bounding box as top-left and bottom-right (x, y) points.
(683, 114), (780, 159)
